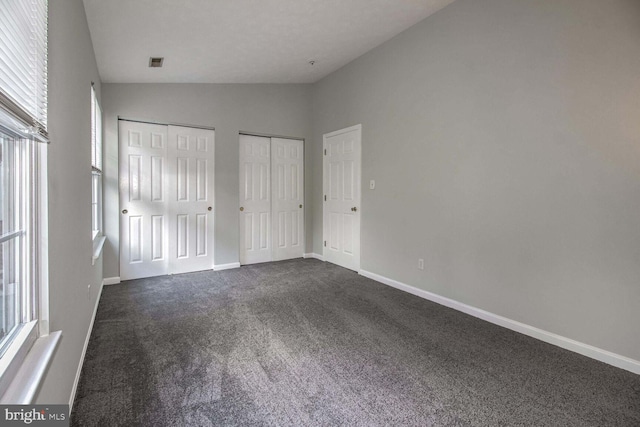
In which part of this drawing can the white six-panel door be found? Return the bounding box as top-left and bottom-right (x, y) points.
(271, 138), (304, 261)
(119, 121), (170, 280)
(119, 120), (215, 280)
(323, 125), (361, 271)
(239, 135), (272, 264)
(239, 135), (304, 265)
(167, 125), (215, 275)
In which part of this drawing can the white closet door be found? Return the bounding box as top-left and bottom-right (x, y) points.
(239, 135), (272, 264)
(119, 121), (170, 280)
(166, 125), (215, 275)
(323, 125), (361, 271)
(271, 138), (304, 261)
(120, 121), (215, 280)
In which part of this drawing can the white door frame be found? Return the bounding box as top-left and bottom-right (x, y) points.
(322, 124), (362, 271)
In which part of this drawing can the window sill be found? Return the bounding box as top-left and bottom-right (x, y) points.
(0, 330), (61, 404)
(92, 235), (106, 265)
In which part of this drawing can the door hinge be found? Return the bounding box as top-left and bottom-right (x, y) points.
(324, 149), (327, 155)
(324, 241), (327, 247)
(324, 195), (326, 201)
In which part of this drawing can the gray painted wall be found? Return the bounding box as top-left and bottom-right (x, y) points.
(101, 84), (313, 278)
(312, 0), (640, 361)
(36, 0), (104, 403)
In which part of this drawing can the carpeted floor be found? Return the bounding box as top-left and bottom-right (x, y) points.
(71, 259), (640, 426)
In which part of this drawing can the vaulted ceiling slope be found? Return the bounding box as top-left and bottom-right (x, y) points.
(83, 0), (455, 84)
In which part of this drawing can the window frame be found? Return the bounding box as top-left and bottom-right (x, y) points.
(0, 129), (47, 398)
(90, 86), (105, 264)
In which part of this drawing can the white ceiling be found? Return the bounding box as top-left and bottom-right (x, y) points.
(83, 0), (455, 84)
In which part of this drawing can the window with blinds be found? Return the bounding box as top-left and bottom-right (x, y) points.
(91, 87), (103, 239)
(0, 0), (49, 399)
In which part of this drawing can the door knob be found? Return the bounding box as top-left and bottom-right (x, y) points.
(208, 206), (212, 211)
(122, 209), (128, 214)
(299, 204), (303, 208)
(239, 207), (244, 212)
(351, 207), (357, 212)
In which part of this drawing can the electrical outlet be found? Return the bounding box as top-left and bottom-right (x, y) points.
(418, 258), (424, 270)
(369, 180), (375, 190)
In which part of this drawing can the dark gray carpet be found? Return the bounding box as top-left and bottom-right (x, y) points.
(71, 259), (640, 426)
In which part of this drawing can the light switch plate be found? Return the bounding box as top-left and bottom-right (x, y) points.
(369, 180), (375, 190)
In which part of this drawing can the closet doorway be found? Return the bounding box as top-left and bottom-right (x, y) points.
(119, 119), (215, 280)
(239, 134), (304, 265)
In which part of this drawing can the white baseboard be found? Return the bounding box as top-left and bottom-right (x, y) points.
(102, 276), (120, 285)
(69, 280), (104, 410)
(214, 262), (240, 271)
(303, 253), (325, 261)
(359, 269), (640, 375)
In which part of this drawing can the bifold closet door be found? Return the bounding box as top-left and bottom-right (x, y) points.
(239, 135), (272, 265)
(239, 135), (304, 265)
(271, 138), (304, 261)
(167, 125), (215, 275)
(119, 121), (170, 280)
(119, 120), (215, 280)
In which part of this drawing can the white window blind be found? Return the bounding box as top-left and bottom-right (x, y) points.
(0, 0), (48, 139)
(90, 87), (102, 172)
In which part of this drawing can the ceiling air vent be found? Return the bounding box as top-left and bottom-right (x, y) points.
(149, 57), (164, 68)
